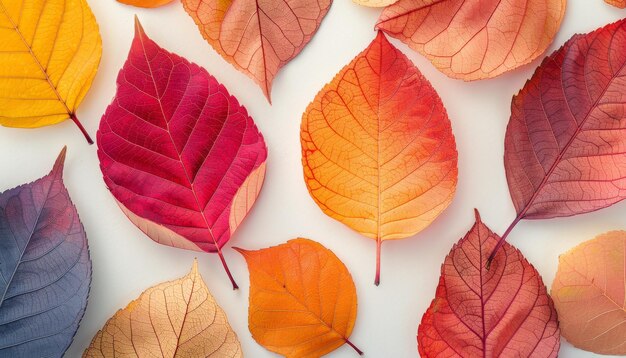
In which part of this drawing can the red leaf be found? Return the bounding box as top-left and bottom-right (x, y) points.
(418, 210), (560, 358)
(97, 19), (267, 289)
(505, 19), (626, 221)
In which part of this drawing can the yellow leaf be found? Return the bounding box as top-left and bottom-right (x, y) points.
(83, 261), (243, 357)
(0, 0), (102, 143)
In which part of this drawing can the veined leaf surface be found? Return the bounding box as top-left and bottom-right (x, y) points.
(236, 239), (361, 357)
(97, 19), (268, 289)
(301, 31), (458, 285)
(0, 0), (102, 143)
(418, 211), (560, 357)
(376, 0), (565, 80)
(84, 261), (242, 357)
(0, 148), (91, 357)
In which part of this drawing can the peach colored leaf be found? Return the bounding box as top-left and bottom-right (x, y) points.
(235, 238), (362, 357)
(376, 0), (565, 81)
(300, 31), (458, 285)
(353, 0), (398, 7)
(605, 0), (626, 8)
(97, 19), (267, 289)
(551, 231), (626, 355)
(181, 0), (332, 102)
(117, 0), (174, 7)
(83, 260), (242, 357)
(418, 210), (560, 357)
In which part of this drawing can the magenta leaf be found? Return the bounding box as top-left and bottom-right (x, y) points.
(97, 19), (268, 289)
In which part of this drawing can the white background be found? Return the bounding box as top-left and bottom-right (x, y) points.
(0, 0), (624, 357)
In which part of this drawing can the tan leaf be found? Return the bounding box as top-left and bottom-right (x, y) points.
(551, 231), (626, 355)
(83, 261), (242, 357)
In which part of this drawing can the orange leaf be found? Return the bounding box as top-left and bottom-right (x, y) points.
(235, 239), (362, 357)
(182, 0), (332, 102)
(300, 32), (458, 285)
(551, 231), (626, 355)
(84, 261), (242, 357)
(117, 0), (173, 7)
(605, 0), (626, 8)
(376, 0), (566, 80)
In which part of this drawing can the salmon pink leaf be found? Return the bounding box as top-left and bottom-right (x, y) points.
(97, 19), (268, 290)
(418, 210), (560, 358)
(488, 19), (626, 261)
(182, 0), (332, 102)
(0, 147), (91, 357)
(605, 0), (626, 8)
(376, 0), (565, 81)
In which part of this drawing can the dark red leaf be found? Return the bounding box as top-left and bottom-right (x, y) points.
(418, 210), (559, 357)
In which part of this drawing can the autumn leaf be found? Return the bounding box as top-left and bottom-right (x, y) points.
(551, 231), (626, 355)
(418, 210), (560, 357)
(235, 239), (362, 357)
(84, 260), (242, 357)
(301, 31), (458, 285)
(181, 0), (332, 102)
(117, 0), (174, 7)
(97, 19), (268, 289)
(376, 0), (565, 81)
(353, 0), (398, 7)
(605, 0), (626, 8)
(488, 19), (626, 261)
(0, 147), (91, 357)
(0, 0), (102, 143)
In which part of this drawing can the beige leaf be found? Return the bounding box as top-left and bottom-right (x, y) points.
(84, 261), (242, 357)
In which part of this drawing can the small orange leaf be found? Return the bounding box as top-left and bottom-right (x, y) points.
(605, 0), (626, 8)
(236, 239), (362, 357)
(301, 31), (458, 284)
(117, 0), (174, 7)
(551, 231), (626, 355)
(83, 261), (242, 357)
(376, 0), (566, 80)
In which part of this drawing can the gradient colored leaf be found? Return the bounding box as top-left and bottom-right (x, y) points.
(551, 231), (626, 355)
(0, 147), (91, 357)
(301, 31), (458, 285)
(84, 260), (242, 357)
(97, 19), (268, 289)
(605, 0), (626, 8)
(235, 239), (362, 357)
(353, 0), (398, 7)
(376, 0), (565, 81)
(117, 0), (174, 7)
(418, 210), (560, 358)
(181, 0), (332, 102)
(0, 0), (102, 143)
(485, 19), (626, 259)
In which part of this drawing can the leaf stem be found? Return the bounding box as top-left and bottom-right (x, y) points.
(215, 247), (238, 290)
(70, 113), (93, 144)
(344, 338), (363, 355)
(374, 238), (382, 286)
(486, 214), (522, 269)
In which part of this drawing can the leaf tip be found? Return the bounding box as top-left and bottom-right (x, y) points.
(52, 146), (67, 177)
(134, 15), (145, 38)
(232, 247), (248, 256)
(473, 208), (481, 222)
(190, 258), (199, 275)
